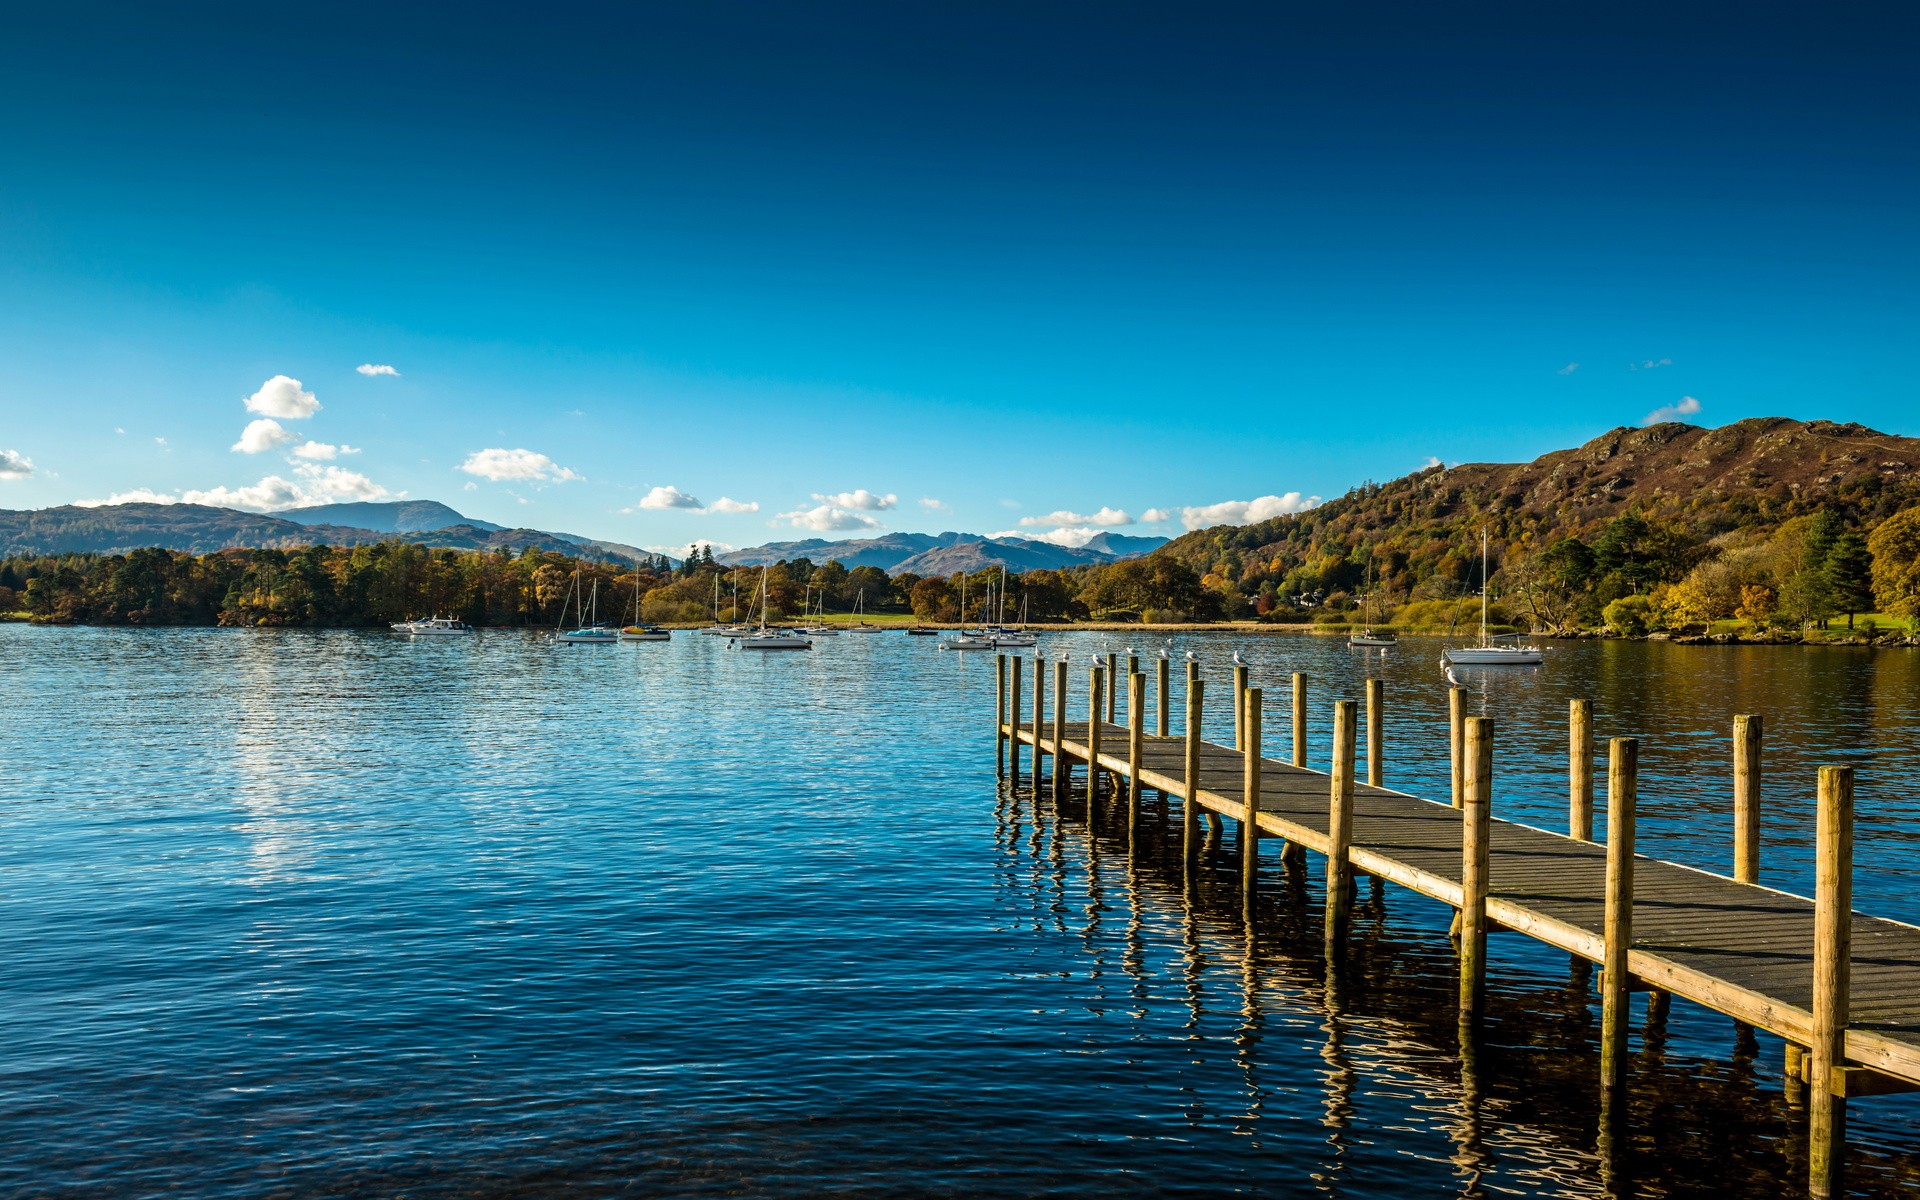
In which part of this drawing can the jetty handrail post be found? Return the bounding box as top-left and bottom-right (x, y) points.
(1105, 652), (1118, 724)
(1233, 663), (1248, 751)
(1087, 664), (1105, 813)
(1031, 655), (1046, 791)
(1459, 716), (1493, 1024)
(1364, 679), (1383, 789)
(1734, 714), (1762, 884)
(1241, 687), (1262, 906)
(1600, 737), (1639, 1106)
(995, 653), (1008, 776)
(1006, 653), (1023, 779)
(1052, 658), (1069, 799)
(1809, 764), (1855, 1200)
(1447, 686), (1466, 808)
(1157, 655), (1170, 738)
(1327, 700), (1358, 951)
(1183, 679), (1205, 866)
(1292, 672), (1307, 767)
(1127, 653), (1139, 721)
(1570, 699), (1594, 840)
(1127, 671), (1145, 843)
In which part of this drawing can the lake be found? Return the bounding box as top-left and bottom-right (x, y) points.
(3, 624), (1919, 1197)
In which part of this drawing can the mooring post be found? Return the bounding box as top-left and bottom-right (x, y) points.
(995, 653), (1008, 776)
(1734, 714), (1762, 885)
(1459, 716), (1493, 1025)
(1449, 686), (1466, 809)
(1241, 687), (1262, 906)
(1291, 672), (1307, 767)
(1570, 698), (1594, 841)
(1157, 655), (1170, 738)
(1364, 678), (1383, 789)
(1087, 665), (1105, 816)
(1031, 655), (1046, 791)
(1105, 652), (1118, 724)
(1233, 663), (1248, 751)
(1809, 764), (1855, 1200)
(1184, 678), (1205, 867)
(1128, 671), (1145, 842)
(1327, 700), (1358, 951)
(1007, 653), (1023, 779)
(1600, 737), (1639, 1106)
(1052, 658), (1069, 799)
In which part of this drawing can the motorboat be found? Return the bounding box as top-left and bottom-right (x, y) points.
(407, 616), (474, 636)
(1444, 528), (1544, 666)
(619, 624), (671, 642)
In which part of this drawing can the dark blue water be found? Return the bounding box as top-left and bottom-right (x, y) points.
(3, 625), (1918, 1197)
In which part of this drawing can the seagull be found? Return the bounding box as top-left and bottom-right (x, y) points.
(1184, 649), (1199, 663)
(1125, 646), (1137, 657)
(1158, 646), (1170, 661)
(1231, 650), (1248, 667)
(1444, 663), (1464, 690)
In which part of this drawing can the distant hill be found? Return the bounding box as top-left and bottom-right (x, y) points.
(717, 530), (1168, 574)
(0, 501), (661, 564)
(275, 500), (505, 533)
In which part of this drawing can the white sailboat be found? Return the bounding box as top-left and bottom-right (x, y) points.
(941, 573), (993, 649)
(795, 585), (839, 636)
(988, 567), (1036, 646)
(737, 566), (811, 650)
(553, 571), (618, 645)
(1445, 529), (1543, 666)
(619, 561), (671, 641)
(1348, 551), (1397, 648)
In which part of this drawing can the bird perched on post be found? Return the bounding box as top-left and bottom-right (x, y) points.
(1184, 649), (1199, 663)
(1231, 650), (1248, 667)
(1443, 662), (1464, 690)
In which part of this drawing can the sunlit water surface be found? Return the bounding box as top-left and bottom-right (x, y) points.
(4, 625), (1920, 1197)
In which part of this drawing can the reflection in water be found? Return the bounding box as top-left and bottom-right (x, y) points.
(6, 627), (1920, 1197)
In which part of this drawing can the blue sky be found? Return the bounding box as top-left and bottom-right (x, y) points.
(1, 2), (1914, 553)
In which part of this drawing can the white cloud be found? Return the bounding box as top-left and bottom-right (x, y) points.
(811, 489), (897, 511)
(231, 418), (297, 454)
(638, 484), (703, 510)
(290, 441), (360, 460)
(462, 481), (478, 491)
(356, 363), (400, 377)
(75, 487), (177, 506)
(0, 449), (33, 479)
(1641, 395), (1702, 427)
(997, 526), (1103, 548)
(1558, 362), (1580, 375)
(707, 496), (759, 514)
(458, 447), (582, 483)
(1139, 507), (1172, 523)
(115, 427), (125, 435)
(779, 504), (884, 532)
(244, 374), (320, 419)
(1018, 506), (1131, 528)
(181, 464), (398, 512)
(1178, 493), (1321, 531)
(1423, 456), (1443, 470)
(648, 539), (736, 556)
(919, 497), (948, 511)
(1631, 357), (1674, 371)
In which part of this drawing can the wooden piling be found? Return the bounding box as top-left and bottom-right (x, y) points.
(1241, 687), (1262, 904)
(995, 653), (1007, 776)
(1809, 764), (1854, 1200)
(1087, 665), (1105, 813)
(1734, 714), (1762, 885)
(1459, 716), (1493, 1023)
(1183, 679), (1204, 865)
(1031, 655), (1046, 791)
(1006, 653), (1021, 778)
(1292, 672), (1307, 767)
(1157, 656), (1170, 738)
(1600, 737), (1639, 1104)
(1105, 653), (1118, 724)
(1364, 678), (1383, 789)
(1327, 700), (1358, 950)
(1233, 663), (1248, 751)
(1052, 659), (1068, 799)
(1449, 686), (1466, 809)
(1128, 671), (1145, 840)
(1569, 699), (1593, 841)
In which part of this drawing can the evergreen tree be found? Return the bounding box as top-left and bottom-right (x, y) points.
(1824, 532), (1874, 628)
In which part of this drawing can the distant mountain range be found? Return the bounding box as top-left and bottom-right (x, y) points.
(0, 501), (656, 563)
(0, 500), (1167, 573)
(716, 530), (1167, 574)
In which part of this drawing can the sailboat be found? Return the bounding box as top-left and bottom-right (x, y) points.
(553, 570), (618, 645)
(1444, 528), (1543, 665)
(1348, 550), (1397, 648)
(619, 559), (670, 641)
(795, 585), (839, 636)
(941, 572), (994, 649)
(737, 566), (811, 650)
(988, 567), (1036, 646)
(700, 573), (748, 636)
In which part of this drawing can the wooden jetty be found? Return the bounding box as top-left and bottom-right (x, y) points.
(991, 653), (1920, 1199)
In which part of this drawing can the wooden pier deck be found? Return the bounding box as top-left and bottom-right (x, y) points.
(1006, 716), (1920, 1088)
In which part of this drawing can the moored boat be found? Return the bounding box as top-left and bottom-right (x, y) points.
(1443, 528), (1543, 666)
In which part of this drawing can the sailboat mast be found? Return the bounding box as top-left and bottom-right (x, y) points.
(1480, 527), (1490, 643)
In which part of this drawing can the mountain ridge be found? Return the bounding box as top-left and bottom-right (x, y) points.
(716, 530), (1167, 574)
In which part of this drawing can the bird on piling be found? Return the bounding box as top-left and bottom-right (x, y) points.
(1184, 649), (1199, 663)
(1443, 662), (1464, 690)
(1158, 646), (1170, 661)
(1231, 650), (1248, 667)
